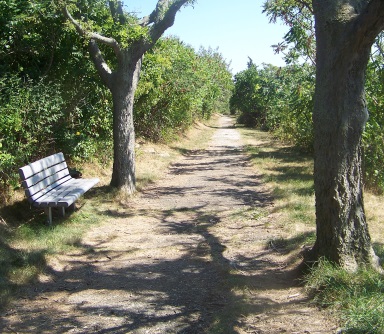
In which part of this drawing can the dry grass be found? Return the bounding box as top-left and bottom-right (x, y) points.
(239, 127), (315, 239)
(239, 126), (384, 333)
(75, 116), (219, 191)
(239, 126), (384, 251)
(0, 116), (219, 309)
(364, 192), (384, 244)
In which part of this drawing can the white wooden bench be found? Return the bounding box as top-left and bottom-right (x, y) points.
(19, 152), (99, 225)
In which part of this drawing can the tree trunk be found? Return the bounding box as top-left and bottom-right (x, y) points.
(64, 0), (192, 196)
(109, 54), (142, 194)
(310, 0), (384, 271)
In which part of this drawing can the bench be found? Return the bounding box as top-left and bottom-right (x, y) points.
(19, 152), (99, 225)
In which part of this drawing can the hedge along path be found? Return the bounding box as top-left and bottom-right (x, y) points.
(1, 115), (336, 333)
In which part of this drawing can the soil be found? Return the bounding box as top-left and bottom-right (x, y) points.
(0, 116), (337, 333)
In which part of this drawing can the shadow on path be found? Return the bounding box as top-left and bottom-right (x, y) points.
(0, 117), (327, 334)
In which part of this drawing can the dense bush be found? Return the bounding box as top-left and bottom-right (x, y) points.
(231, 62), (314, 152)
(230, 60), (272, 128)
(0, 0), (113, 201)
(232, 47), (384, 191)
(135, 38), (233, 141)
(0, 76), (64, 191)
(0, 1), (233, 203)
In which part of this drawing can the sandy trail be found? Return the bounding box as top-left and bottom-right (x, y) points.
(1, 116), (336, 333)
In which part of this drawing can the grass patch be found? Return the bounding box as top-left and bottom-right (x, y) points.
(305, 258), (384, 333)
(230, 207), (269, 222)
(0, 200), (104, 309)
(266, 232), (316, 254)
(0, 116), (219, 311)
(239, 127), (384, 333)
(239, 127), (315, 235)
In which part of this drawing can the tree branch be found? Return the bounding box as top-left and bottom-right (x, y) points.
(146, 0), (191, 47)
(63, 6), (122, 59)
(296, 0), (313, 15)
(138, 0), (170, 27)
(88, 40), (114, 90)
(138, 14), (153, 27)
(109, 0), (126, 25)
(353, 0), (384, 51)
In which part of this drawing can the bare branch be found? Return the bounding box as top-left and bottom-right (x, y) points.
(146, 0), (190, 47)
(63, 6), (116, 88)
(138, 15), (152, 27)
(88, 40), (114, 90)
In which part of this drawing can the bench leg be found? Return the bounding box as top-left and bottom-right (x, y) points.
(68, 203), (76, 212)
(44, 207), (52, 225)
(60, 207), (65, 217)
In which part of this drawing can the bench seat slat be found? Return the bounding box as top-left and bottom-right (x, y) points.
(27, 175), (73, 203)
(19, 153), (65, 180)
(25, 170), (71, 198)
(34, 178), (100, 207)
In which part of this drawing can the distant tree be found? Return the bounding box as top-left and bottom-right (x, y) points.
(63, 0), (194, 194)
(310, 0), (384, 271)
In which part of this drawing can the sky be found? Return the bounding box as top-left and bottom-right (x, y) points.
(122, 1), (289, 74)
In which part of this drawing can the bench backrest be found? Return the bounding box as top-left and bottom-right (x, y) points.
(19, 152), (72, 204)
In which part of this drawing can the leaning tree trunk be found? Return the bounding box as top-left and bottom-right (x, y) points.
(310, 0), (384, 271)
(110, 54), (142, 194)
(64, 0), (192, 196)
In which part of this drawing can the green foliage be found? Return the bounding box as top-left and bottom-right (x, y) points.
(0, 0), (113, 201)
(0, 75), (64, 190)
(305, 258), (384, 333)
(135, 37), (233, 141)
(67, 0), (149, 50)
(0, 74), (112, 192)
(0, 1), (232, 201)
(230, 61), (272, 127)
(249, 1), (384, 191)
(263, 0), (315, 65)
(231, 62), (314, 152)
(270, 64), (314, 150)
(363, 32), (384, 192)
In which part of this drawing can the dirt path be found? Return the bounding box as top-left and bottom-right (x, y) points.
(1, 116), (337, 333)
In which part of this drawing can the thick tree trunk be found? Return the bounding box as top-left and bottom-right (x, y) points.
(310, 0), (383, 271)
(109, 55), (142, 194)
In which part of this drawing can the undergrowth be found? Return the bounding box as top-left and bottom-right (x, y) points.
(240, 127), (384, 334)
(305, 257), (384, 334)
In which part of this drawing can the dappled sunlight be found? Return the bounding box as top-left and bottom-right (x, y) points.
(1, 116), (336, 333)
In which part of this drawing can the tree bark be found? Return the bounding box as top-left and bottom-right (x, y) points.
(64, 0), (191, 195)
(109, 54), (142, 194)
(310, 0), (384, 271)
